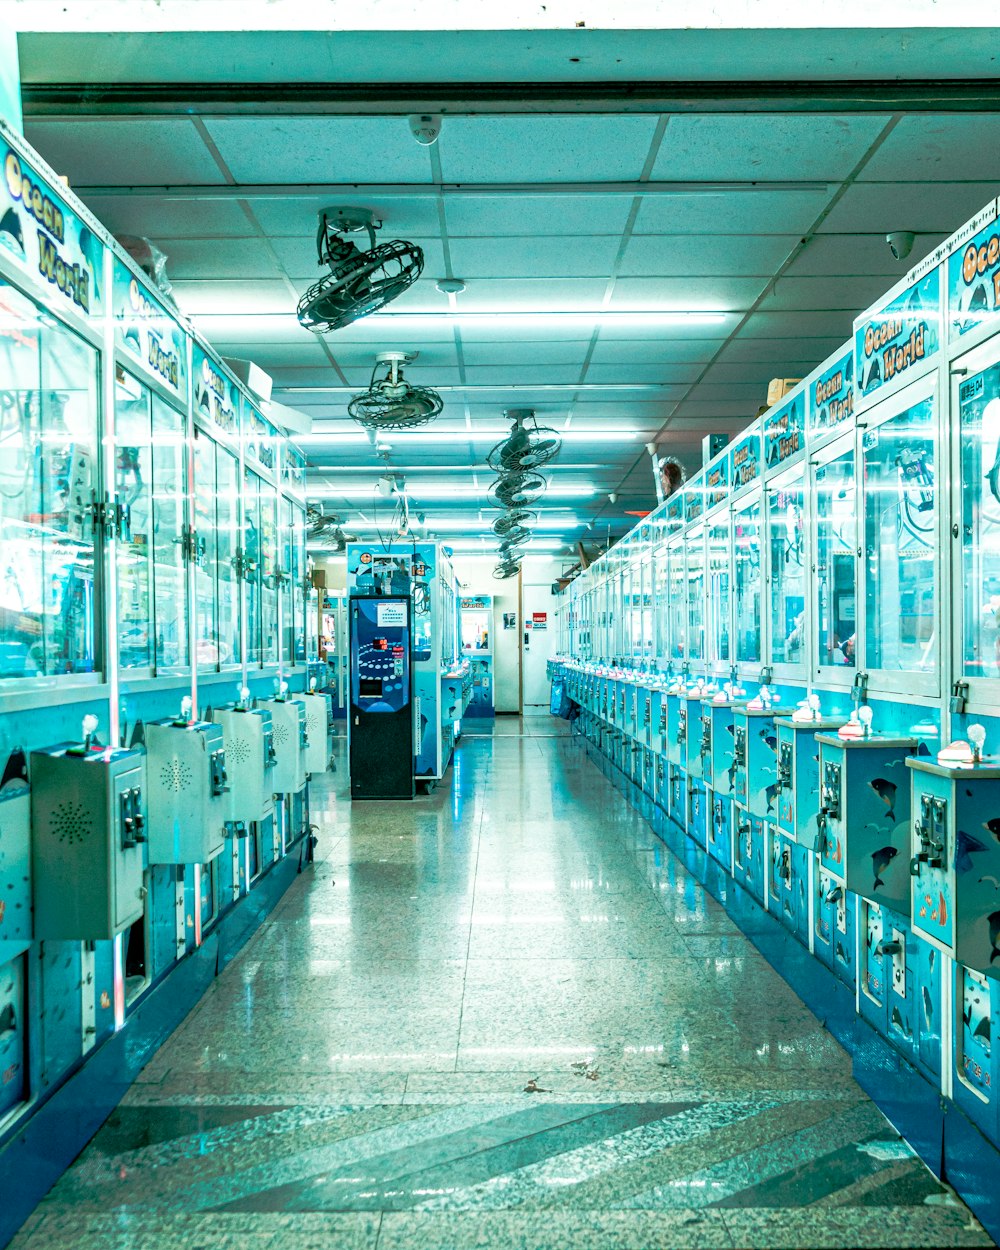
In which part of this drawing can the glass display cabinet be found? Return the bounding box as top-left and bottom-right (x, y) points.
(733, 495), (763, 670)
(766, 466), (807, 677)
(812, 434), (857, 682)
(861, 383), (939, 695)
(0, 279), (99, 682)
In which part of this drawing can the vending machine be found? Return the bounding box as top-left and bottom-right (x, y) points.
(348, 595), (414, 799)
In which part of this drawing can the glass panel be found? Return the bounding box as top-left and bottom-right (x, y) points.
(815, 447), (857, 669)
(687, 527), (705, 662)
(193, 432), (219, 670)
(641, 556), (653, 661)
(216, 447), (241, 666)
(767, 473), (806, 666)
(666, 542), (686, 663)
(708, 519), (731, 665)
(653, 546), (667, 661)
(280, 497), (294, 664)
(151, 395), (188, 670)
(260, 486), (279, 664)
(960, 363), (1000, 679)
(244, 470), (262, 665)
(734, 500), (762, 664)
(863, 396), (937, 674)
(0, 284), (99, 678)
(114, 371), (152, 669)
(293, 503), (307, 664)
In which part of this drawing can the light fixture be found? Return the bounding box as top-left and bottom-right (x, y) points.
(301, 428), (639, 444)
(309, 483), (596, 499)
(435, 278), (466, 295)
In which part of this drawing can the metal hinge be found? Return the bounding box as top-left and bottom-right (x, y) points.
(182, 525), (207, 566)
(90, 491), (131, 541)
(233, 548), (256, 581)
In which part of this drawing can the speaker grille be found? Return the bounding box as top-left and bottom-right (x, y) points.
(50, 800), (94, 845)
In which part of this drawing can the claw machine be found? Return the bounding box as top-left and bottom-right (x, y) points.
(460, 594), (494, 719)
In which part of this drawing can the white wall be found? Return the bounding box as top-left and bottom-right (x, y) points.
(451, 554), (568, 713)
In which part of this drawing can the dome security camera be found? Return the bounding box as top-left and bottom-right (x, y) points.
(409, 114), (442, 145)
(886, 231), (915, 261)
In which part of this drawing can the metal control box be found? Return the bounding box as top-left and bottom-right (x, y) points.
(816, 734), (917, 913)
(293, 691), (333, 775)
(30, 744), (147, 941)
(906, 756), (1000, 971)
(664, 687), (685, 766)
(212, 707), (276, 826)
(0, 787), (31, 945)
(257, 698), (307, 795)
(774, 717), (844, 849)
(684, 690), (707, 778)
(145, 719), (228, 864)
(733, 706), (793, 819)
(701, 699), (744, 795)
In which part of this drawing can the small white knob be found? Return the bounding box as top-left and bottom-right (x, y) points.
(180, 695), (192, 719)
(969, 723), (987, 759)
(858, 704), (874, 735)
(82, 713), (99, 739)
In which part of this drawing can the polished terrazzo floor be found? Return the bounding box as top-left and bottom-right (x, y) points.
(11, 715), (994, 1249)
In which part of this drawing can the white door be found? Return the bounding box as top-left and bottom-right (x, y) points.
(521, 578), (558, 708)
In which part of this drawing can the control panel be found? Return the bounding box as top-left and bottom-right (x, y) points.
(30, 738), (146, 940)
(257, 697), (307, 796)
(773, 717), (845, 849)
(292, 690), (333, 776)
(145, 716), (228, 864)
(815, 732), (917, 913)
(211, 705), (276, 828)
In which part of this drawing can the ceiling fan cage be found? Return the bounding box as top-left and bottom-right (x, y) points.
(297, 211), (424, 334)
(486, 413), (562, 474)
(488, 473), (547, 509)
(492, 509), (536, 536)
(493, 561), (521, 580)
(347, 352), (444, 430)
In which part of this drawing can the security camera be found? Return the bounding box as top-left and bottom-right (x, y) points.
(409, 114), (442, 145)
(886, 231), (915, 261)
(608, 492), (618, 504)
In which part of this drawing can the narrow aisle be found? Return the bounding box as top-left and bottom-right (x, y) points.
(13, 718), (992, 1250)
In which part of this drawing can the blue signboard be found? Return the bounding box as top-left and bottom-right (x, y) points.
(807, 346), (855, 437)
(731, 424), (762, 491)
(948, 201), (1000, 341)
(762, 390), (805, 470)
(855, 267), (941, 399)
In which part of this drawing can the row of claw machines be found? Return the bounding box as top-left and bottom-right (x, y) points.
(552, 194), (1000, 1229)
(0, 118), (331, 1185)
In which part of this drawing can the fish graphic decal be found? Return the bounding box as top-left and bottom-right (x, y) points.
(955, 829), (990, 875)
(984, 816), (1000, 843)
(989, 910), (1000, 964)
(871, 845), (898, 892)
(869, 778), (897, 821)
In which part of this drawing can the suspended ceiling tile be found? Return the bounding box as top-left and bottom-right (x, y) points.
(633, 188), (831, 236)
(686, 383), (768, 404)
(81, 195), (253, 240)
(699, 360), (814, 387)
(619, 234), (799, 277)
(443, 194), (635, 237)
(202, 116), (434, 184)
(172, 280), (291, 316)
(233, 341), (332, 367)
(458, 365), (583, 386)
(817, 182), (1000, 234)
(609, 275), (769, 309)
(858, 115), (1000, 183)
(566, 409), (673, 427)
(456, 319), (607, 343)
(154, 236), (281, 281)
(652, 113), (891, 181)
(193, 313), (324, 343)
(446, 234), (622, 279)
(759, 274), (893, 312)
(580, 364), (688, 387)
(460, 340), (591, 367)
(438, 115), (660, 183)
(26, 118), (226, 186)
(737, 310), (855, 338)
(717, 335), (846, 364)
(786, 232), (948, 278)
(668, 407), (759, 424)
(269, 234), (448, 282)
(248, 195), (444, 238)
(316, 318), (459, 344)
(320, 341), (460, 364)
(588, 337), (722, 364)
(446, 277), (610, 309)
(585, 361), (704, 385)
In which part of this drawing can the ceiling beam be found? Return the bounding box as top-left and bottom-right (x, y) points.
(64, 179), (832, 199)
(22, 78), (1000, 116)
